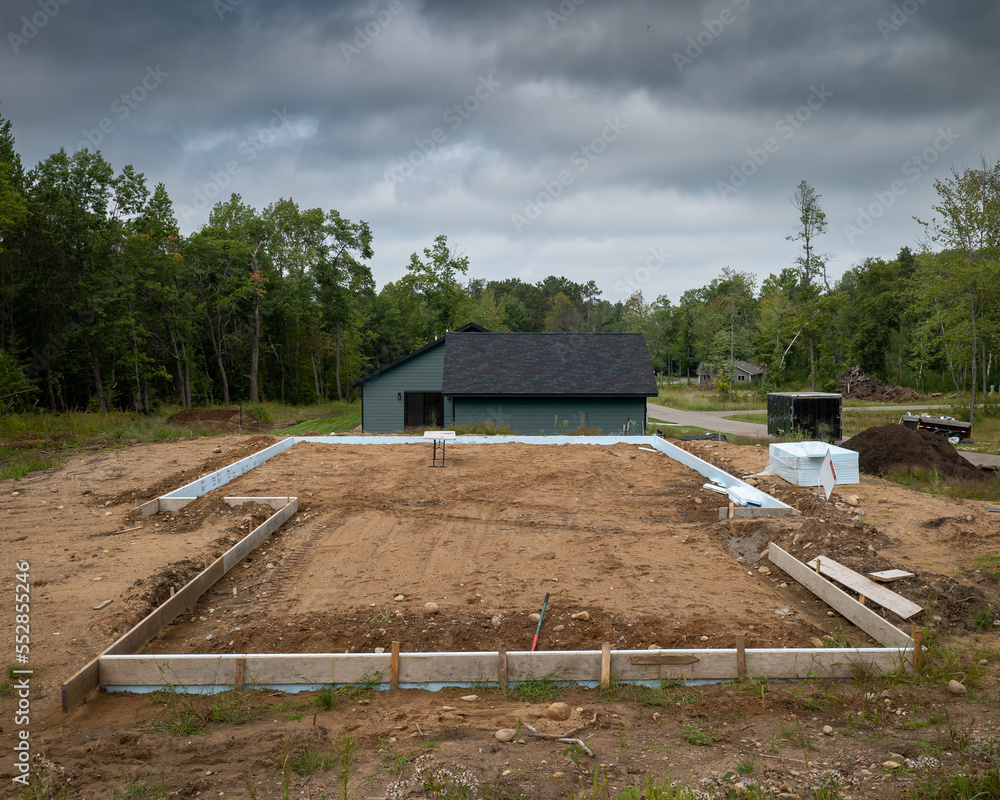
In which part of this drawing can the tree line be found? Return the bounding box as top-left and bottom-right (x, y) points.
(1, 110), (998, 421)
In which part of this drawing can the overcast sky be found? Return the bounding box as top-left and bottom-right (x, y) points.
(2, 0), (998, 303)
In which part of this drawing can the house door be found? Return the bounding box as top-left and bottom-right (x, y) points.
(404, 392), (445, 428)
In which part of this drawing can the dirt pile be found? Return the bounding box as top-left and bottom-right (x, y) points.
(838, 365), (923, 401)
(842, 423), (988, 481)
(167, 407), (272, 433)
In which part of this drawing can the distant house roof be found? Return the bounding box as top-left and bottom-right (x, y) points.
(349, 323), (487, 387)
(442, 332), (657, 396)
(735, 360), (765, 376)
(697, 360), (765, 377)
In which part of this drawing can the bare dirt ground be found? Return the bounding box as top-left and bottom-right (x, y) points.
(1, 434), (999, 799)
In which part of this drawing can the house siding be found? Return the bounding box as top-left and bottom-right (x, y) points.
(362, 344), (450, 433)
(452, 397), (647, 436)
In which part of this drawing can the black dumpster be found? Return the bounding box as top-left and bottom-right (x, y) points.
(767, 392), (842, 441)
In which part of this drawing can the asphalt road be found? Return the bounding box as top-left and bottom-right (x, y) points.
(646, 401), (1000, 469)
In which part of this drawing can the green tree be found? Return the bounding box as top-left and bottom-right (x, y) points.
(0, 109), (28, 353)
(785, 180), (830, 389)
(917, 159), (1000, 421)
(403, 234), (469, 340)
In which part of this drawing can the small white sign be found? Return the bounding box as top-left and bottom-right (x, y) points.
(818, 448), (838, 500)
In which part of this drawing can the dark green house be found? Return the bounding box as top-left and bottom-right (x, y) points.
(350, 327), (657, 435)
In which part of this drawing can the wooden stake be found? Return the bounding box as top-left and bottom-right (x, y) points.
(497, 647), (508, 693)
(728, 501), (735, 519)
(736, 634), (746, 681)
(234, 658), (246, 692)
(912, 625), (923, 673)
(600, 643), (611, 689)
(390, 641), (400, 690)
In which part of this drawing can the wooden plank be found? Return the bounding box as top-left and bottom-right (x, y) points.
(222, 500), (298, 572)
(61, 659), (100, 713)
(98, 646), (910, 690)
(162, 438), (297, 501)
(744, 647), (907, 679)
(137, 498), (160, 517)
(106, 559), (226, 657)
(390, 642), (400, 690)
(807, 555), (922, 619)
(64, 501), (298, 711)
(719, 506), (800, 520)
(223, 497), (293, 509)
(769, 544), (912, 648)
(497, 648), (508, 693)
(869, 569), (915, 583)
(629, 654), (700, 665)
(736, 634), (746, 680)
(157, 497), (196, 512)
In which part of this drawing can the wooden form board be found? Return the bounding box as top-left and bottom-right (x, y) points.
(62, 500), (297, 712)
(160, 438), (297, 501)
(806, 556), (923, 619)
(769, 543), (912, 648)
(869, 569), (915, 583)
(98, 646), (907, 690)
(719, 506), (799, 519)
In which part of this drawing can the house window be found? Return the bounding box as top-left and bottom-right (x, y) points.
(404, 392), (444, 428)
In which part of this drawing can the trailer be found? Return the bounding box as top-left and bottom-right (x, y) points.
(900, 414), (971, 444)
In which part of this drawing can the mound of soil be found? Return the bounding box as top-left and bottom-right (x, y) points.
(167, 407), (272, 433)
(842, 423), (987, 481)
(838, 365), (923, 401)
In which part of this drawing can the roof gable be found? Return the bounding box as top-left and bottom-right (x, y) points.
(442, 332), (657, 396)
(349, 323), (488, 387)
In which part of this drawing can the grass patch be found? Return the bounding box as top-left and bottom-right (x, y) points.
(112, 773), (169, 799)
(147, 687), (262, 736)
(679, 722), (724, 746)
(884, 466), (1000, 503)
(312, 673), (381, 711)
(275, 404), (362, 434)
(648, 422), (727, 439)
(505, 676), (567, 703)
(288, 747), (334, 777)
(972, 606), (996, 631)
(974, 555), (1000, 582)
(904, 766), (1000, 799)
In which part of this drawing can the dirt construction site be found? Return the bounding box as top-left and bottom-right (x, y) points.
(1, 428), (1000, 799)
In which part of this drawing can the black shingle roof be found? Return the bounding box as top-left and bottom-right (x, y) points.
(442, 333), (657, 396)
